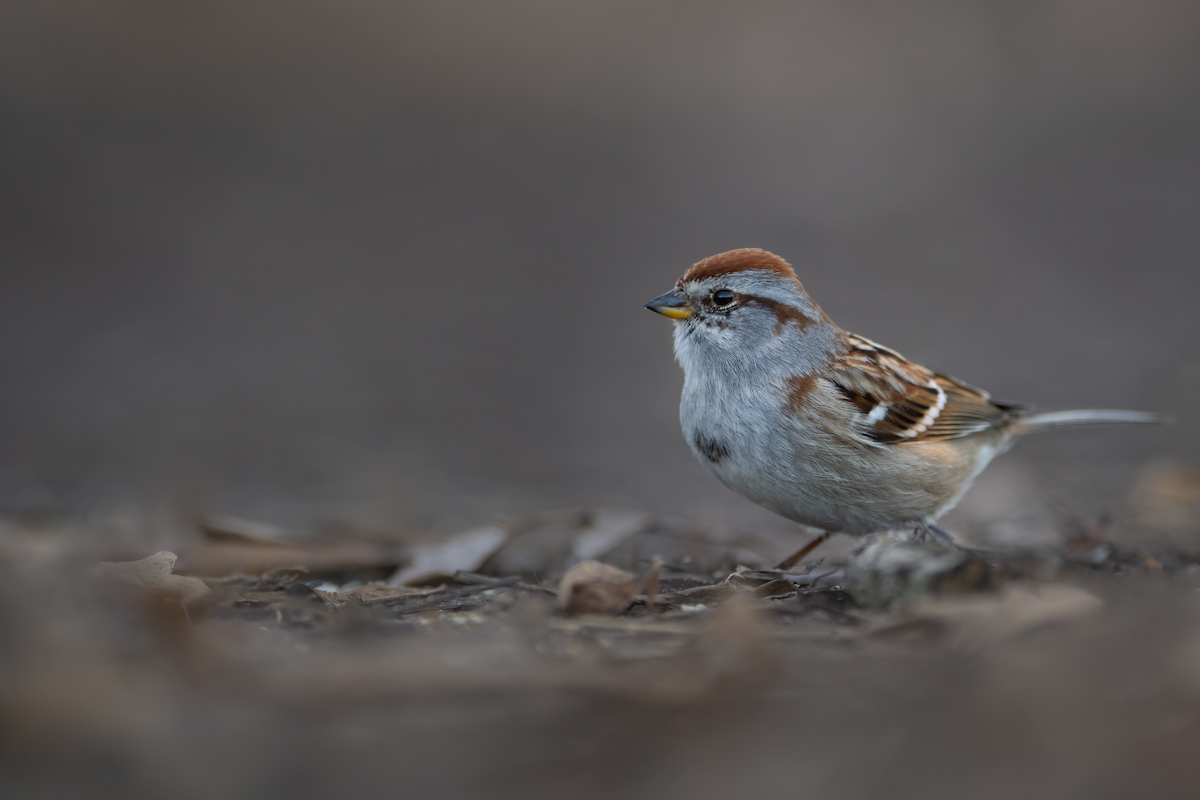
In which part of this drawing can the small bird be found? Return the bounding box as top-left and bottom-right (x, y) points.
(645, 248), (1168, 553)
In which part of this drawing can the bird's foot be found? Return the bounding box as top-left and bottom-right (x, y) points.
(913, 523), (958, 549)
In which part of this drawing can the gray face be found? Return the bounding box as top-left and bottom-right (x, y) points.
(663, 269), (840, 381)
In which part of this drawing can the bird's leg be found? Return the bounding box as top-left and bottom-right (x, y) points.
(776, 531), (832, 570)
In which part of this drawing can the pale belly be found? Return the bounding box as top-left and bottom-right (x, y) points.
(685, 413), (1004, 535)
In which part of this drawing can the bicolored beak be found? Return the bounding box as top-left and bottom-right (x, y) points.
(644, 289), (692, 319)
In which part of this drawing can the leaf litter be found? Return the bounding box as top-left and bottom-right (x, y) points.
(4, 504), (1200, 800)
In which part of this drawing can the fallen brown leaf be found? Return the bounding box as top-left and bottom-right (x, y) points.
(93, 551), (211, 605)
(557, 560), (637, 616)
(339, 582), (445, 605)
(199, 514), (299, 545)
(181, 514), (410, 577)
(177, 541), (406, 578)
(570, 510), (650, 562)
(387, 525), (510, 587)
(873, 583), (1104, 647)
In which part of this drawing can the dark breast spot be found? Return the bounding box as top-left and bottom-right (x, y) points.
(693, 433), (732, 465)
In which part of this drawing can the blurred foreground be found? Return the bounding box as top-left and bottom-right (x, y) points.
(4, 505), (1200, 800)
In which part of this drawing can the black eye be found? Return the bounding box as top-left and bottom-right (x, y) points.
(711, 289), (737, 308)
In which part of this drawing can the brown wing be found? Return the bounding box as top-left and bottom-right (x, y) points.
(826, 335), (1019, 444)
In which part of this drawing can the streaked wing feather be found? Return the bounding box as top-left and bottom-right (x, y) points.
(829, 335), (1016, 443)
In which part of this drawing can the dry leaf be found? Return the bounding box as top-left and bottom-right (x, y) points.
(571, 510), (650, 561)
(482, 509), (587, 577)
(180, 514), (410, 577)
(93, 551), (211, 605)
(686, 593), (778, 687)
(340, 582), (444, 604)
(557, 560), (637, 616)
(388, 525), (510, 587)
(754, 578), (799, 599)
(180, 541), (411, 577)
(877, 583), (1103, 646)
(200, 514), (298, 545)
(985, 584), (1103, 638)
(643, 556), (663, 613)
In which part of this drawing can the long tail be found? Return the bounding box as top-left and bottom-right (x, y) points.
(1013, 409), (1173, 435)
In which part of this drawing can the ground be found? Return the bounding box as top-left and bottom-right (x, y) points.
(3, 506), (1200, 800)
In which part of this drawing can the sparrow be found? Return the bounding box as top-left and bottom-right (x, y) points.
(645, 248), (1169, 551)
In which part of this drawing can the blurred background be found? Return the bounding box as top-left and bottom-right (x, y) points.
(1, 0), (1197, 539)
